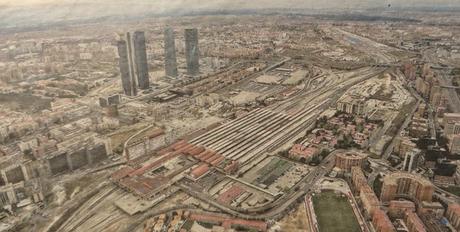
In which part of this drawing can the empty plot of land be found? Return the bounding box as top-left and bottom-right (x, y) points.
(312, 191), (361, 232)
(230, 91), (261, 105)
(279, 202), (311, 232)
(255, 75), (283, 84)
(0, 93), (51, 113)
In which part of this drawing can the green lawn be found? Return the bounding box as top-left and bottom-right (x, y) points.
(442, 186), (460, 197)
(373, 177), (383, 198)
(254, 157), (292, 186)
(312, 191), (361, 232)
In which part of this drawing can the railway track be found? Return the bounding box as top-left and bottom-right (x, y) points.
(190, 98), (327, 165)
(58, 186), (120, 232)
(190, 67), (385, 166)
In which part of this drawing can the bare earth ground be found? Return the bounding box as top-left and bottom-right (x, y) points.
(279, 202), (310, 232)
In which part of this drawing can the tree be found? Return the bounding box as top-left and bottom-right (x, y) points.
(356, 123), (364, 133)
(319, 149), (331, 159)
(310, 156), (320, 165)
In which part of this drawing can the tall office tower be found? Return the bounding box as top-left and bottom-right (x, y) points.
(117, 40), (137, 96)
(132, 31), (150, 89)
(117, 31), (150, 96)
(184, 28), (199, 76)
(164, 27), (178, 77)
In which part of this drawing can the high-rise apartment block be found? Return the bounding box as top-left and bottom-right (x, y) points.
(447, 203), (460, 231)
(381, 172), (434, 203)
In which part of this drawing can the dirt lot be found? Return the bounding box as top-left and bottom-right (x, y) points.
(279, 202), (310, 232)
(0, 93), (52, 113)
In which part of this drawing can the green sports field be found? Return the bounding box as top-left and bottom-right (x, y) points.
(312, 191), (361, 232)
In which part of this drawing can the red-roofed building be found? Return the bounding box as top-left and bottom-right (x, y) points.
(351, 166), (367, 192)
(111, 166), (135, 181)
(388, 200), (415, 219)
(405, 211), (426, 232)
(190, 163), (210, 180)
(446, 203), (460, 230)
(372, 208), (396, 232)
(211, 157), (225, 166)
(217, 185), (245, 205)
(288, 144), (318, 163)
(360, 185), (380, 217)
(224, 161), (239, 174)
(188, 212), (267, 231)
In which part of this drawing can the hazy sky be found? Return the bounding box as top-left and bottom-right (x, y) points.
(0, 0), (459, 29)
(1, 0), (460, 8)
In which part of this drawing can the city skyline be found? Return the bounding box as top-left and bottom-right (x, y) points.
(0, 2), (460, 232)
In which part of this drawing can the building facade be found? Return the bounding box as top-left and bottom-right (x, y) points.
(184, 28), (199, 76)
(117, 31), (150, 96)
(446, 203), (460, 231)
(334, 151), (367, 172)
(164, 27), (178, 78)
(380, 172), (434, 203)
(132, 31), (150, 89)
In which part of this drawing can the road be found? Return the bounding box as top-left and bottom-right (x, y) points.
(422, 48), (460, 113)
(382, 85), (422, 160)
(439, 75), (460, 113)
(327, 27), (400, 64)
(146, 29), (394, 221)
(63, 27), (418, 231)
(178, 151), (336, 220)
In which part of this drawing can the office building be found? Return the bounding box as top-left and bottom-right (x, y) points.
(132, 31), (150, 89)
(164, 27), (178, 77)
(117, 31), (150, 96)
(117, 39), (137, 96)
(185, 28), (199, 76)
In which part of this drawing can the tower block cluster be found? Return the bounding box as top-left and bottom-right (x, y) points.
(117, 28), (200, 96)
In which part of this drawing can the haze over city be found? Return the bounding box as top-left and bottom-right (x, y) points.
(0, 1), (460, 232)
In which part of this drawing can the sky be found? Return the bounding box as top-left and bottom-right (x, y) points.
(1, 0), (460, 8)
(0, 0), (459, 29)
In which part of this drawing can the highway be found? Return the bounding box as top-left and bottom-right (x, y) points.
(439, 74), (460, 113)
(382, 85), (422, 160)
(327, 27), (400, 64)
(422, 48), (460, 113)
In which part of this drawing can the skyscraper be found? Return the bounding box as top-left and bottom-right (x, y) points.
(117, 31), (150, 96)
(164, 27), (178, 77)
(117, 39), (137, 96)
(132, 31), (150, 89)
(184, 28), (199, 76)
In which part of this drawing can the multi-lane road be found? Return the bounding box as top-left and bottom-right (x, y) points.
(439, 74), (460, 113)
(327, 27), (400, 64)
